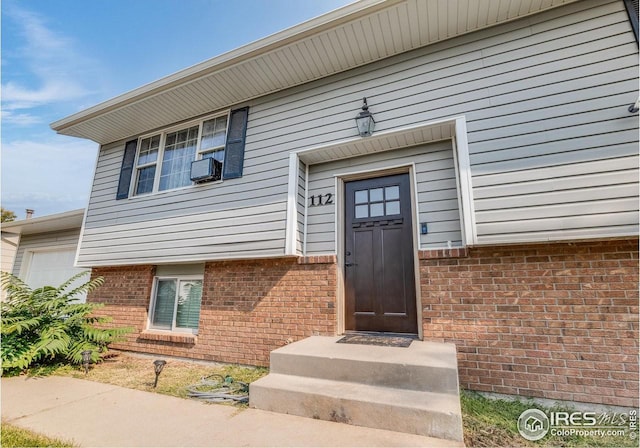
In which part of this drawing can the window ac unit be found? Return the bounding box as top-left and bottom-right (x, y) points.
(190, 158), (222, 183)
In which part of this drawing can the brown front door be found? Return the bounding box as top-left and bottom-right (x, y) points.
(344, 173), (418, 334)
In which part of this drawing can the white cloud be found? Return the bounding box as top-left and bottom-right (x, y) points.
(0, 110), (41, 126)
(1, 137), (98, 216)
(1, 5), (99, 115)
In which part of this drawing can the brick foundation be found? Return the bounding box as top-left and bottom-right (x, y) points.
(420, 238), (639, 408)
(88, 238), (638, 407)
(89, 257), (337, 366)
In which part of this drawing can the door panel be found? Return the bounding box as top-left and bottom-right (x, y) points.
(344, 174), (417, 334)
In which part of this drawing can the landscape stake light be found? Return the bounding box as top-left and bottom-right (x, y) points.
(355, 97), (375, 137)
(153, 360), (167, 388)
(81, 350), (92, 375)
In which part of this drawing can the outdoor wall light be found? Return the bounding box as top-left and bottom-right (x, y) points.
(355, 97), (375, 137)
(629, 97), (639, 113)
(81, 350), (92, 375)
(153, 359), (167, 388)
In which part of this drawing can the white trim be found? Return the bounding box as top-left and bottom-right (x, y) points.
(454, 117), (477, 246)
(129, 111), (230, 198)
(75, 149), (100, 268)
(294, 116), (462, 160)
(74, 251), (295, 269)
(148, 275), (203, 335)
(153, 133), (167, 193)
(451, 134), (465, 247)
(408, 164), (423, 340)
(195, 114), (229, 156)
(330, 163), (413, 183)
(285, 153), (300, 255)
(3, 208), (84, 235)
(335, 175), (345, 335)
(411, 161), (422, 252)
(303, 162), (309, 256)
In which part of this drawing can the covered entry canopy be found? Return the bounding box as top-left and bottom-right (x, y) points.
(285, 116), (477, 255)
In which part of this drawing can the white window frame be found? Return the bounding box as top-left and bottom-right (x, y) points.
(132, 134), (163, 196)
(148, 275), (203, 334)
(130, 111), (229, 197)
(197, 114), (229, 162)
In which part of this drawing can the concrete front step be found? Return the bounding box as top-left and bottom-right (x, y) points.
(250, 373), (463, 442)
(270, 335), (459, 394)
(250, 336), (463, 442)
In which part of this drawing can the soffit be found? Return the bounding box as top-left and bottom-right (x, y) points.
(51, 0), (577, 145)
(296, 118), (457, 165)
(1, 209), (85, 236)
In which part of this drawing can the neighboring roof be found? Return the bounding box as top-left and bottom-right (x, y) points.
(51, 0), (577, 145)
(1, 209), (85, 236)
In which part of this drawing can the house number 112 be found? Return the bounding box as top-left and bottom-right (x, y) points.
(309, 193), (333, 207)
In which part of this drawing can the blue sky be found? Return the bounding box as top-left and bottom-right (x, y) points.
(1, 0), (351, 220)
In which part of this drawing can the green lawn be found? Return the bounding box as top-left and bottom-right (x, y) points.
(1, 423), (75, 448)
(461, 390), (637, 448)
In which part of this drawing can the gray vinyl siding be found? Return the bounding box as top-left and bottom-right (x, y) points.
(247, 0), (637, 245)
(78, 0), (638, 265)
(1, 233), (19, 300)
(1, 233), (19, 273)
(306, 141), (461, 255)
(78, 139), (289, 266)
(12, 229), (81, 277)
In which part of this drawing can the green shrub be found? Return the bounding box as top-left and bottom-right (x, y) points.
(1, 271), (131, 375)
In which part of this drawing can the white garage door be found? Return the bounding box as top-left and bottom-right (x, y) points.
(24, 249), (88, 303)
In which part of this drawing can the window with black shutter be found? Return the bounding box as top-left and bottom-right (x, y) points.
(116, 139), (139, 200)
(223, 107), (249, 180)
(115, 107), (249, 199)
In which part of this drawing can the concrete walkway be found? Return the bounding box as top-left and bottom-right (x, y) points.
(1, 376), (464, 447)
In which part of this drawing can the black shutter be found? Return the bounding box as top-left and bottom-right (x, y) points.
(223, 107), (249, 180)
(116, 139), (138, 199)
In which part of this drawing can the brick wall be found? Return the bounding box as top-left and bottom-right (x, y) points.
(88, 257), (336, 366)
(420, 238), (639, 407)
(88, 238), (638, 407)
(88, 264), (155, 337)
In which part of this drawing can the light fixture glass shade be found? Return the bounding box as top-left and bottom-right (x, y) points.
(355, 112), (375, 137)
(355, 98), (375, 137)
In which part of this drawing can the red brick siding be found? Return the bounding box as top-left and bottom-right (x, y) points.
(88, 239), (638, 407)
(88, 265), (154, 340)
(420, 238), (639, 407)
(88, 258), (336, 366)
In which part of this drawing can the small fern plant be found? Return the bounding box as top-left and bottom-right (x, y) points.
(1, 271), (131, 374)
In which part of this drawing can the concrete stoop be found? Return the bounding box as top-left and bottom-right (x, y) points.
(250, 336), (464, 442)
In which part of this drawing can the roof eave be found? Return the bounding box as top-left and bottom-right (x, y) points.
(1, 209), (85, 235)
(50, 0), (395, 134)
